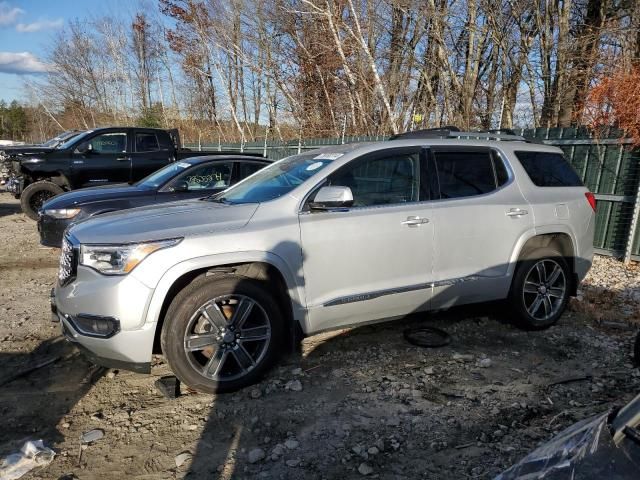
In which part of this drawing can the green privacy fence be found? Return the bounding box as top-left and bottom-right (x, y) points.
(186, 127), (640, 261)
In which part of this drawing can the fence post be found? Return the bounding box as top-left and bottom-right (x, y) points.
(263, 127), (269, 158)
(624, 181), (640, 264)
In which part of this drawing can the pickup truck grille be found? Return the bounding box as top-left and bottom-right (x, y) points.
(59, 236), (77, 285)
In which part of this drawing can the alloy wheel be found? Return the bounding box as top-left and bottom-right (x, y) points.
(522, 259), (567, 321)
(183, 294), (271, 382)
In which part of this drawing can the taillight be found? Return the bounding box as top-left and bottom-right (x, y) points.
(585, 192), (596, 212)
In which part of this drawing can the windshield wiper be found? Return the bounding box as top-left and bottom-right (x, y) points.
(206, 196), (232, 204)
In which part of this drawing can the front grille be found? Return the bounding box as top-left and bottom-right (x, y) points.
(58, 236), (77, 285)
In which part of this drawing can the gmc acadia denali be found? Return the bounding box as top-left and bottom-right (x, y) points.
(51, 130), (596, 393)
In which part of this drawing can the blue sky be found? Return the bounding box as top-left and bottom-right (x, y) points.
(0, 0), (136, 102)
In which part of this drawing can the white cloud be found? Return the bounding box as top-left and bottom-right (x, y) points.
(16, 18), (63, 32)
(0, 2), (24, 26)
(0, 52), (53, 74)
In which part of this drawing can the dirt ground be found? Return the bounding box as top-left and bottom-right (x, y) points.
(1, 190), (640, 480)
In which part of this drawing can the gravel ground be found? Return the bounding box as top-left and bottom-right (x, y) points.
(1, 190), (640, 480)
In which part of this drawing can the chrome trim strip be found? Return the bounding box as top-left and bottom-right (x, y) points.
(323, 283), (429, 307)
(322, 275), (487, 307)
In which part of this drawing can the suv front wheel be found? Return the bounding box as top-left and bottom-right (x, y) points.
(509, 248), (571, 330)
(161, 275), (284, 393)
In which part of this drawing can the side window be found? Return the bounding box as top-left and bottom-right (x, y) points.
(86, 132), (127, 153)
(515, 151), (583, 187)
(238, 162), (266, 180)
(328, 151), (422, 207)
(135, 132), (160, 152)
(169, 162), (232, 191)
(433, 150), (497, 199)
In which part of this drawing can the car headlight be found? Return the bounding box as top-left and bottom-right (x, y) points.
(79, 238), (182, 275)
(44, 208), (81, 219)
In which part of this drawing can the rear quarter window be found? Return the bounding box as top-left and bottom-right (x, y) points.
(515, 151), (583, 187)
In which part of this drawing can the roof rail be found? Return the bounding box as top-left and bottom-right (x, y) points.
(389, 127), (529, 142)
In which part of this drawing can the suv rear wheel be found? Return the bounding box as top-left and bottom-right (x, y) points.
(161, 275), (284, 393)
(20, 180), (64, 220)
(509, 248), (571, 330)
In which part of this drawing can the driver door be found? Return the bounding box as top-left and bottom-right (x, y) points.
(299, 147), (434, 332)
(71, 130), (131, 187)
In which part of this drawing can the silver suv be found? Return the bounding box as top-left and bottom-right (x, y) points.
(52, 131), (596, 393)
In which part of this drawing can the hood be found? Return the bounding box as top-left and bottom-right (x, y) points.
(7, 147), (56, 157)
(42, 184), (143, 209)
(68, 199), (259, 244)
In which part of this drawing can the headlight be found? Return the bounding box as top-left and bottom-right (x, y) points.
(79, 238), (182, 275)
(44, 208), (81, 219)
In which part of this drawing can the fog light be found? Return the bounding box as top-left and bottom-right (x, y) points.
(68, 314), (120, 338)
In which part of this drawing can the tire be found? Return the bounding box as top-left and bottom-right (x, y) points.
(509, 248), (571, 330)
(161, 274), (284, 393)
(20, 181), (64, 220)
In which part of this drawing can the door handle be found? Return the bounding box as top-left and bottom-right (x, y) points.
(506, 208), (528, 217)
(116, 156), (130, 162)
(401, 216), (429, 227)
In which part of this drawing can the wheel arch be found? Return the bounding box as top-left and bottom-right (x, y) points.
(510, 229), (578, 295)
(148, 255), (305, 355)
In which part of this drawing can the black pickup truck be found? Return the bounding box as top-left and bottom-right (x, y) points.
(3, 127), (250, 219)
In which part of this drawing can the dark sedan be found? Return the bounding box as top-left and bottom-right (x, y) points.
(38, 155), (270, 247)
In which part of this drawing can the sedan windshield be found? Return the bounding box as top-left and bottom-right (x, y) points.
(211, 152), (336, 204)
(136, 161), (194, 189)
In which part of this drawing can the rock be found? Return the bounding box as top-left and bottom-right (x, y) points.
(367, 446), (379, 456)
(477, 358), (492, 368)
(248, 448), (265, 464)
(453, 353), (474, 362)
(271, 445), (285, 457)
(358, 463), (374, 475)
(106, 371), (116, 379)
(291, 367), (303, 375)
(250, 388), (262, 399)
(286, 458), (301, 467)
(386, 417), (400, 427)
(285, 379), (303, 392)
(285, 439), (299, 450)
(175, 452), (192, 468)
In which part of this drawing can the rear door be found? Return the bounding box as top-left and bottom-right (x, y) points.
(157, 160), (234, 203)
(70, 129), (131, 187)
(429, 147), (533, 308)
(131, 129), (175, 182)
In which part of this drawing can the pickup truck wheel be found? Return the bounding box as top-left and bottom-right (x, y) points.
(509, 248), (571, 330)
(20, 181), (64, 220)
(161, 275), (284, 393)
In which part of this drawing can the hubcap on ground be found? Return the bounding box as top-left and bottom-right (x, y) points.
(183, 294), (271, 382)
(522, 259), (566, 321)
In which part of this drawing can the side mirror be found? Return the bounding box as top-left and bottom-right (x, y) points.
(76, 142), (91, 154)
(170, 179), (189, 192)
(309, 186), (353, 211)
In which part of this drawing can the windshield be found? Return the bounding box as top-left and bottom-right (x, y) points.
(136, 160), (194, 189)
(212, 152), (337, 204)
(58, 130), (94, 150)
(41, 137), (60, 147)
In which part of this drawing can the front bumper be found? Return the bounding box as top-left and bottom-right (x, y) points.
(38, 213), (72, 248)
(53, 265), (157, 372)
